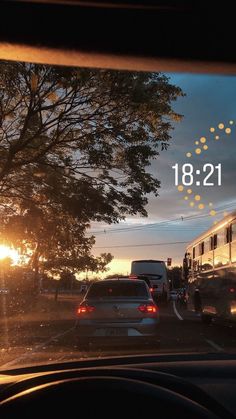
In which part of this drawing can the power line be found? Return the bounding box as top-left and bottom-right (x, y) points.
(94, 240), (189, 249)
(92, 227), (204, 235)
(87, 200), (236, 236)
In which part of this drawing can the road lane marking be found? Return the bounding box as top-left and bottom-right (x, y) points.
(205, 339), (224, 353)
(173, 301), (183, 321)
(0, 326), (75, 369)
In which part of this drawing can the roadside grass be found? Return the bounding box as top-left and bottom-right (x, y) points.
(0, 292), (82, 322)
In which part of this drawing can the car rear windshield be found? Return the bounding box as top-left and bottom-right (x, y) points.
(87, 282), (148, 298)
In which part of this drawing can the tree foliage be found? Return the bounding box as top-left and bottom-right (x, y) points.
(0, 62), (184, 277)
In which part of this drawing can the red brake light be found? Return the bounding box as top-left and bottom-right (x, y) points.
(77, 305), (95, 315)
(229, 288), (235, 293)
(149, 287), (154, 293)
(138, 304), (157, 314)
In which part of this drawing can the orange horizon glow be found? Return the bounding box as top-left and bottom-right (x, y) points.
(105, 258), (182, 275)
(80, 258), (182, 279)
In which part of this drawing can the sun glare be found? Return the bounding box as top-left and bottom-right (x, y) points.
(0, 245), (20, 265)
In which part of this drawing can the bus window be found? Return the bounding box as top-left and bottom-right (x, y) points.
(231, 222), (236, 263)
(217, 229), (226, 246)
(214, 247), (229, 267)
(194, 245), (200, 258)
(201, 254), (213, 271)
(232, 223), (236, 239)
(201, 242), (213, 271)
(226, 226), (231, 244)
(204, 237), (211, 253)
(193, 258), (200, 272)
(210, 235), (217, 250)
(214, 228), (229, 267)
(199, 242), (204, 255)
(213, 234), (217, 249)
(184, 252), (192, 269)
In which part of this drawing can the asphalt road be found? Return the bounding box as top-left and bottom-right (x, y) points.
(1, 294), (236, 370)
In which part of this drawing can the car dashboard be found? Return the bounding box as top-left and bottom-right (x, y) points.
(0, 353), (236, 418)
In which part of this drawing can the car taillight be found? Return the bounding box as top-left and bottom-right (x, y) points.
(229, 288), (235, 293)
(149, 287), (154, 293)
(77, 305), (95, 315)
(138, 304), (157, 314)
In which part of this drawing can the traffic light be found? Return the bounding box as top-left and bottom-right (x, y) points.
(167, 257), (172, 266)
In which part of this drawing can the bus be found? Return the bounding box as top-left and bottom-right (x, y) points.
(130, 259), (169, 303)
(183, 211), (236, 323)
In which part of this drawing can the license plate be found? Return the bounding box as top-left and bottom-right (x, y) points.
(106, 328), (127, 336)
(95, 328), (128, 337)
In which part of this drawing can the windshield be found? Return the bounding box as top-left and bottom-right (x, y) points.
(87, 281), (148, 298)
(131, 261), (166, 277)
(1, 61), (236, 370)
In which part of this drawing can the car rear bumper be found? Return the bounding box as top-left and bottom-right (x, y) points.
(76, 336), (160, 348)
(75, 317), (159, 339)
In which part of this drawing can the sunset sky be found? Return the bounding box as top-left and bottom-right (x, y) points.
(87, 72), (236, 278)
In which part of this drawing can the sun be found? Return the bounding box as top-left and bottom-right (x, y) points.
(0, 245), (20, 265)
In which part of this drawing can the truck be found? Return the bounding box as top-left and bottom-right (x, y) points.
(130, 259), (169, 303)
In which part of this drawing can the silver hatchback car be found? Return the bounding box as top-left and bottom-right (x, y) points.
(75, 279), (160, 348)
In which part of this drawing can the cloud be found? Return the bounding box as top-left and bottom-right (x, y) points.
(91, 73), (236, 272)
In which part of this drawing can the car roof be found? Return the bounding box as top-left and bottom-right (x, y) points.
(0, 1), (235, 74)
(104, 276), (130, 280)
(92, 279), (146, 284)
(132, 260), (165, 263)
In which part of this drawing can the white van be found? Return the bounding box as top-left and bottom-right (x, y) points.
(130, 259), (169, 303)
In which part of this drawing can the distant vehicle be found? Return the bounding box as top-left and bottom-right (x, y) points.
(0, 288), (9, 295)
(169, 290), (178, 301)
(107, 276), (130, 280)
(130, 260), (169, 303)
(76, 279), (159, 348)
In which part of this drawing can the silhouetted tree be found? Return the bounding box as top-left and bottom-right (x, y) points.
(0, 62), (184, 285)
